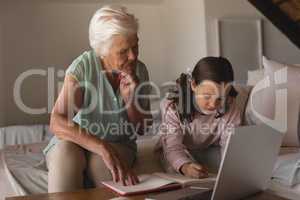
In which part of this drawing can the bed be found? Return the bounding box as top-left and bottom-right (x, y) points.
(0, 125), (51, 199)
(1, 126), (300, 200)
(268, 148), (300, 200)
(2, 58), (300, 200)
(0, 116), (163, 200)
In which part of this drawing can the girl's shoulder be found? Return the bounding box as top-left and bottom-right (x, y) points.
(222, 85), (252, 122)
(160, 98), (177, 114)
(160, 98), (182, 123)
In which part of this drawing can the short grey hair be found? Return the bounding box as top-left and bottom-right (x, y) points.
(89, 5), (139, 57)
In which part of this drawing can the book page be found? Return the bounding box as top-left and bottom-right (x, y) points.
(153, 172), (217, 186)
(101, 174), (179, 195)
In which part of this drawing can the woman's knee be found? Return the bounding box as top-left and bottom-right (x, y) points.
(86, 153), (111, 186)
(86, 143), (136, 186)
(47, 141), (86, 172)
(46, 141), (87, 192)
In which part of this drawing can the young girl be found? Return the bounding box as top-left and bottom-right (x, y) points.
(156, 57), (250, 179)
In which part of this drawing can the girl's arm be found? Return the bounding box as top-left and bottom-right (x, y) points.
(159, 100), (193, 172)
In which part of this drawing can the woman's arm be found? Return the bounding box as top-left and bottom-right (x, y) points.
(50, 75), (104, 153)
(119, 73), (152, 135)
(125, 98), (152, 135)
(50, 75), (139, 185)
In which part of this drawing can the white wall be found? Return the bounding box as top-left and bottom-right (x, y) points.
(161, 0), (207, 82)
(128, 3), (167, 86)
(0, 0), (207, 126)
(133, 0), (207, 85)
(0, 20), (4, 126)
(205, 0), (300, 64)
(0, 0), (165, 125)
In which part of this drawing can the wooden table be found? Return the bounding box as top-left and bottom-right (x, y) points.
(6, 187), (290, 200)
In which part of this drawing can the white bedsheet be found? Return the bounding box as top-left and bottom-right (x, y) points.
(0, 137), (163, 200)
(267, 147), (300, 200)
(0, 125), (52, 149)
(0, 143), (48, 200)
(0, 151), (21, 200)
(0, 119), (164, 200)
(269, 179), (300, 200)
(1, 142), (300, 200)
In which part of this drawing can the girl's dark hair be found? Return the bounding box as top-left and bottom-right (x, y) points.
(168, 56), (236, 123)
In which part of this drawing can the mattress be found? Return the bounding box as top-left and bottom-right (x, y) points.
(0, 137), (162, 200)
(267, 147), (300, 200)
(0, 124), (52, 149)
(0, 119), (163, 200)
(269, 179), (300, 200)
(0, 143), (48, 200)
(1, 141), (300, 200)
(0, 124), (52, 200)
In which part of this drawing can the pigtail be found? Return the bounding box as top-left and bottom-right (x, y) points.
(167, 73), (194, 124)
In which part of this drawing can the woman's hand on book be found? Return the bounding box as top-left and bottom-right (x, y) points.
(99, 142), (140, 186)
(181, 163), (209, 179)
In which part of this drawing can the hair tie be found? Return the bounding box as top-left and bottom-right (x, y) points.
(186, 68), (193, 82)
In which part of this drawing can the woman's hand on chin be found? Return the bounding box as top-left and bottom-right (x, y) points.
(119, 72), (139, 104)
(180, 162), (209, 179)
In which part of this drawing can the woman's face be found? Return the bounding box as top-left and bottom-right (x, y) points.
(191, 80), (231, 115)
(102, 34), (139, 75)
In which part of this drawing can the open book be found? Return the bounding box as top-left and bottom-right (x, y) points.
(101, 172), (216, 196)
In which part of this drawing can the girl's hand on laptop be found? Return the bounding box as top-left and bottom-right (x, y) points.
(181, 163), (209, 179)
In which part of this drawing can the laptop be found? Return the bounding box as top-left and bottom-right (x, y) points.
(147, 124), (283, 200)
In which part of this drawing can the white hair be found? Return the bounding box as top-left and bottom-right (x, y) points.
(89, 5), (139, 57)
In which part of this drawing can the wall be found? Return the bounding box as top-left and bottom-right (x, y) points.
(0, 17), (4, 126)
(0, 0), (166, 126)
(0, 0), (207, 126)
(205, 0), (300, 64)
(161, 0), (207, 82)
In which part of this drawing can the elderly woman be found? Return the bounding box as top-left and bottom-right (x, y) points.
(43, 5), (152, 192)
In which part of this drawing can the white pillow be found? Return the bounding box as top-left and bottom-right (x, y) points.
(246, 65), (287, 86)
(273, 153), (300, 186)
(0, 125), (45, 149)
(247, 69), (264, 86)
(247, 57), (300, 147)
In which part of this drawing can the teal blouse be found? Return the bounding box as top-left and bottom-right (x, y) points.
(43, 50), (150, 155)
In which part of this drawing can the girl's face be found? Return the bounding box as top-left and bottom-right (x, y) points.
(191, 80), (231, 115)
